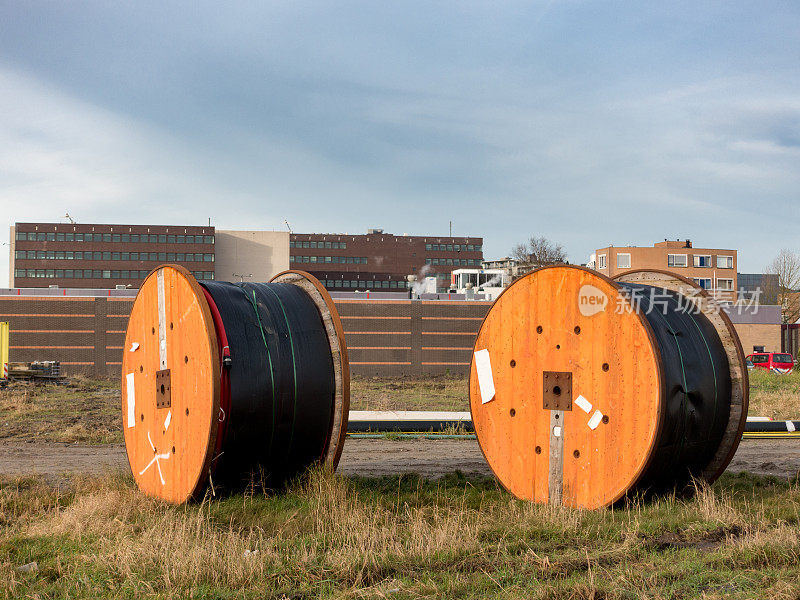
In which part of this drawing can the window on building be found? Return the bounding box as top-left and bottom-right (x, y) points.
(75, 233), (84, 242)
(598, 254), (607, 269)
(693, 255), (712, 267)
(717, 278), (733, 291)
(717, 255), (733, 269)
(668, 254), (687, 268)
(617, 253), (631, 269)
(693, 278), (712, 289)
(56, 233), (65, 241)
(341, 242), (346, 249)
(113, 234), (121, 242)
(47, 233), (55, 241)
(122, 234), (130, 243)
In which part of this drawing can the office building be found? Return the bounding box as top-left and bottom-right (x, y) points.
(10, 223), (215, 288)
(590, 239), (737, 301)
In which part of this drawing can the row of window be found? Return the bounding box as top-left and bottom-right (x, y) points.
(425, 243), (481, 252)
(15, 232), (214, 244)
(290, 255), (367, 264)
(597, 253), (734, 270)
(425, 258), (481, 267)
(322, 279), (411, 289)
(15, 250), (214, 262)
(14, 269), (215, 280)
(669, 254), (734, 269)
(290, 240), (347, 249)
(694, 278), (734, 291)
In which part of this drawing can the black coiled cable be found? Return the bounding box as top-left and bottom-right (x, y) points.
(200, 281), (335, 490)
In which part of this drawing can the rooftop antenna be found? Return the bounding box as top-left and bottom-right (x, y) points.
(64, 212), (76, 224)
(284, 219), (293, 234)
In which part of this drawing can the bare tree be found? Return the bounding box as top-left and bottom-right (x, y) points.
(765, 249), (800, 324)
(511, 236), (567, 266)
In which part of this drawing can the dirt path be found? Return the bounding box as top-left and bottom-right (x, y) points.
(0, 438), (798, 480)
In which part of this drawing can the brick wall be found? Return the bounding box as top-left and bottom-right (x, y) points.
(0, 296), (491, 378)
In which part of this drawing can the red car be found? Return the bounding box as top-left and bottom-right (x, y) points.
(746, 352), (794, 374)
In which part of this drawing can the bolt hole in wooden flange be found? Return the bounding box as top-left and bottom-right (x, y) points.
(469, 265), (663, 509)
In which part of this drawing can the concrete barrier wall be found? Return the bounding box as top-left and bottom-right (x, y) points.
(0, 296), (492, 378)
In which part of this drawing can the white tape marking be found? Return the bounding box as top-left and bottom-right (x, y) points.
(588, 410), (603, 430)
(139, 451), (171, 485)
(474, 349), (496, 404)
(129, 342), (139, 352)
(157, 268), (168, 370)
(787, 421), (796, 432)
(126, 373), (136, 428)
(574, 395), (592, 414)
(553, 426), (562, 438)
(164, 410), (172, 431)
(140, 430), (170, 485)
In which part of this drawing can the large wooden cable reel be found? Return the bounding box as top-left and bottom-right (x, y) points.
(469, 265), (748, 509)
(122, 265), (349, 504)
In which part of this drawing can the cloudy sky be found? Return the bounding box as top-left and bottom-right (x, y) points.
(1, 1), (799, 285)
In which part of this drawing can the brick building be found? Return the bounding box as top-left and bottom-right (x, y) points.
(289, 229), (483, 291)
(10, 222), (216, 288)
(590, 239), (738, 301)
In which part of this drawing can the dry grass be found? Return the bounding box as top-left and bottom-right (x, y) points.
(0, 377), (120, 444)
(349, 375), (467, 411)
(747, 368), (800, 419)
(1, 469), (799, 598)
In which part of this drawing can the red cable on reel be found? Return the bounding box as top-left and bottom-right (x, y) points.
(201, 286), (232, 461)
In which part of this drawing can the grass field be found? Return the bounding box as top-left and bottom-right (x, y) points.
(1, 469), (798, 599)
(0, 370), (799, 445)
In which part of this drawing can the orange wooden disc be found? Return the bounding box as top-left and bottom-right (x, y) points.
(469, 266), (663, 509)
(122, 265), (219, 504)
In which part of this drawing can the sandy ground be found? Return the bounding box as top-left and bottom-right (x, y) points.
(0, 438), (798, 481)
